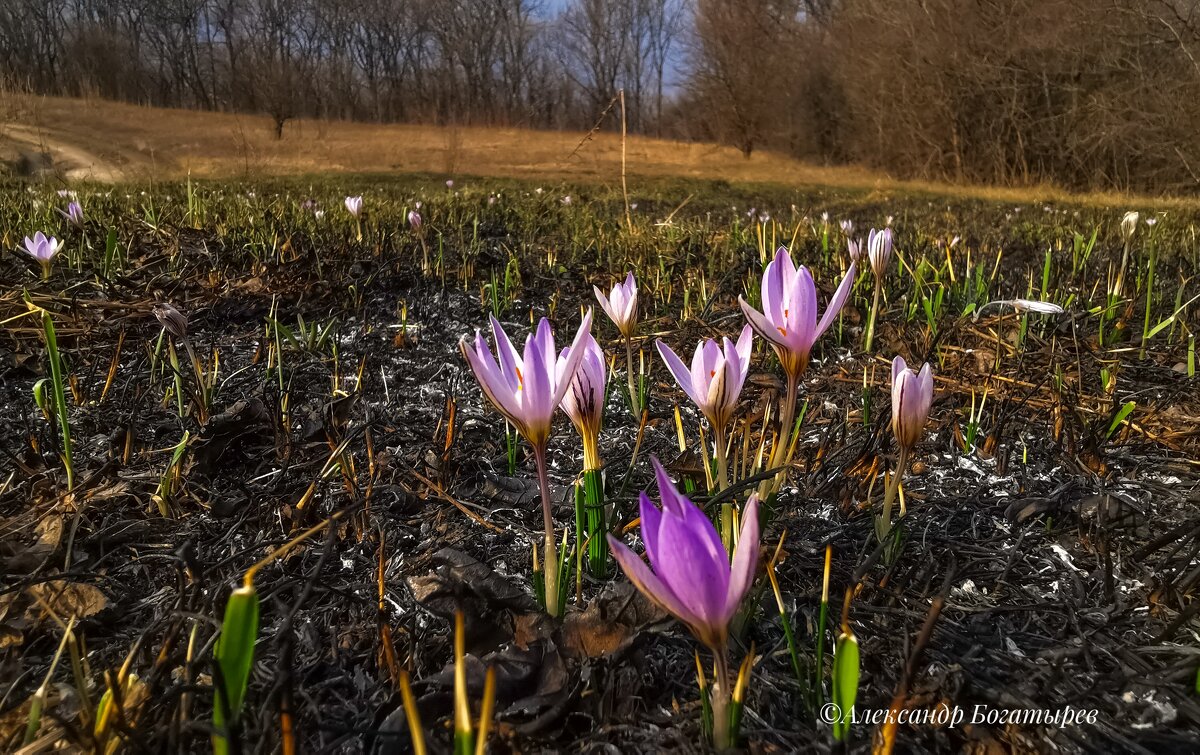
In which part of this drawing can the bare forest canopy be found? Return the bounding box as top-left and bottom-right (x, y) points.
(4, 0), (1200, 194)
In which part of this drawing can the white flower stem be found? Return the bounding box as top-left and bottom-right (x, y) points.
(533, 444), (561, 617)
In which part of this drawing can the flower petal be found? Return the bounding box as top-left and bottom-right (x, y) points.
(489, 316), (523, 394)
(652, 500), (730, 629)
(793, 266), (818, 351)
(724, 494), (761, 622)
(551, 309), (593, 410)
(740, 297), (788, 349)
(607, 534), (703, 629)
(656, 339), (703, 409)
(813, 263), (857, 342)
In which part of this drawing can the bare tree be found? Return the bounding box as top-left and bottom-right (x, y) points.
(689, 0), (803, 158)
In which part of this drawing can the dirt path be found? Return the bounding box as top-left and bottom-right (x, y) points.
(0, 123), (127, 182)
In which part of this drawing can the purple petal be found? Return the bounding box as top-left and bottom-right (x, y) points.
(793, 266), (818, 350)
(522, 324), (555, 427)
(724, 494), (761, 621)
(594, 286), (617, 325)
(916, 362), (935, 424)
(656, 339), (703, 408)
(461, 335), (522, 424)
(651, 457), (687, 518)
(813, 263), (857, 341)
(550, 309), (593, 409)
(693, 339), (723, 410)
(735, 324), (754, 365)
(489, 316), (523, 394)
(652, 500), (731, 629)
(740, 297), (788, 350)
(607, 534), (703, 628)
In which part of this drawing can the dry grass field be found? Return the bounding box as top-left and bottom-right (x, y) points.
(3, 93), (1194, 209)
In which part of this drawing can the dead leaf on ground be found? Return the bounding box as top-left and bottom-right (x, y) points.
(561, 582), (657, 660)
(25, 580), (108, 622)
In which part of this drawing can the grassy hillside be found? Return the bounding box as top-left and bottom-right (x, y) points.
(3, 93), (1193, 209)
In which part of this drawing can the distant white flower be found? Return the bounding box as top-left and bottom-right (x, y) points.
(1010, 299), (1065, 315)
(973, 298), (1065, 321)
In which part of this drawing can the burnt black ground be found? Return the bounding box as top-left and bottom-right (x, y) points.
(1, 177), (1199, 753)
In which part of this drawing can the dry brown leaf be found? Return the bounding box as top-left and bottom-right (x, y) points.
(25, 580), (107, 622)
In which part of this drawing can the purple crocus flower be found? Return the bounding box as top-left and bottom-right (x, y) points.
(608, 457), (760, 651)
(608, 456), (759, 747)
(58, 201), (83, 228)
(446, 179), (455, 190)
(738, 247), (855, 382)
(22, 232), (63, 278)
(868, 227), (893, 279)
(407, 210), (422, 230)
(891, 356), (934, 452)
(461, 311), (593, 449)
(344, 196), (363, 216)
(656, 325), (753, 437)
(460, 311), (593, 617)
(594, 272), (638, 338)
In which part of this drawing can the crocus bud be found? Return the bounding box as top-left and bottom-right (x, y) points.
(558, 332), (606, 470)
(840, 219), (854, 236)
(594, 272), (638, 338)
(891, 356), (933, 452)
(1120, 211), (1139, 242)
(344, 196), (363, 216)
(1009, 299), (1065, 315)
(847, 237), (862, 264)
(153, 302), (189, 340)
(408, 210), (422, 230)
(59, 201), (83, 228)
(868, 227), (893, 279)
